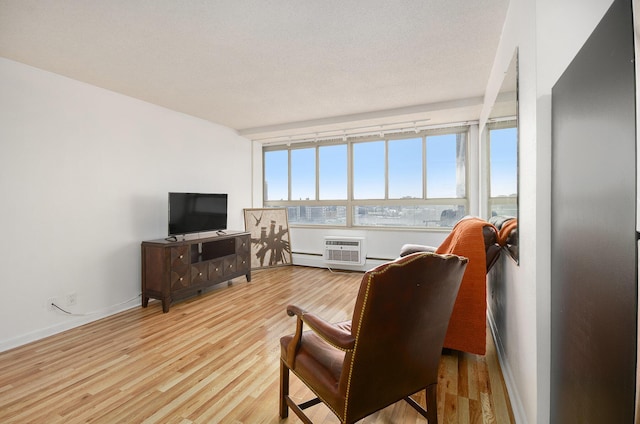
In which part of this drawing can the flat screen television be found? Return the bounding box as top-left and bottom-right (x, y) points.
(168, 192), (228, 236)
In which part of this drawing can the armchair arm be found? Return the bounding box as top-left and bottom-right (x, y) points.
(302, 313), (355, 351)
(286, 304), (307, 318)
(399, 243), (437, 257)
(284, 304), (355, 366)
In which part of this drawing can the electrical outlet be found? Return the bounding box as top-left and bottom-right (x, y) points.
(66, 292), (77, 306)
(46, 297), (58, 310)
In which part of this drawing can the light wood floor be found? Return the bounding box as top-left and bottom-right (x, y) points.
(0, 266), (514, 423)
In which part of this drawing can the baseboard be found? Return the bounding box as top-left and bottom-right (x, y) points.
(292, 252), (389, 271)
(0, 299), (140, 353)
(487, 309), (528, 424)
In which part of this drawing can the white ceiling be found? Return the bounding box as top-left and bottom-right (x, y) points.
(0, 0), (509, 141)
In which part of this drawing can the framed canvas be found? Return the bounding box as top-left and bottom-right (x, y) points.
(243, 208), (292, 269)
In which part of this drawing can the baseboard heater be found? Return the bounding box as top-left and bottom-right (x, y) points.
(323, 236), (366, 266)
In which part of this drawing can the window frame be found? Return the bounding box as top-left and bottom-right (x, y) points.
(263, 127), (470, 229)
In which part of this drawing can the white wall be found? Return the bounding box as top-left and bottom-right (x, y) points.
(0, 58), (253, 351)
(484, 1), (614, 423)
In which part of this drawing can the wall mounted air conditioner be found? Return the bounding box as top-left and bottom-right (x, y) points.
(323, 236), (365, 266)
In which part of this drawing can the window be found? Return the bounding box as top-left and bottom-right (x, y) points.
(388, 137), (422, 199)
(353, 141), (385, 199)
(264, 150), (288, 201)
(290, 148), (315, 200)
(319, 144), (347, 200)
(488, 123), (518, 218)
(263, 127), (469, 228)
(427, 133), (466, 198)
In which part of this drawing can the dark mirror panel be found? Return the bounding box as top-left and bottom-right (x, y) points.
(551, 0), (636, 421)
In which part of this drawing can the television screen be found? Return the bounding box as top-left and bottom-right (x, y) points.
(168, 192), (228, 236)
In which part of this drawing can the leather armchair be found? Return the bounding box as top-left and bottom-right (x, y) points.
(490, 215), (518, 261)
(279, 252), (468, 423)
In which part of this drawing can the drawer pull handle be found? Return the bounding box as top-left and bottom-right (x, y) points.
(179, 255), (184, 259)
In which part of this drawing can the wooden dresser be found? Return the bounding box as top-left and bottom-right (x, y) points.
(141, 231), (251, 312)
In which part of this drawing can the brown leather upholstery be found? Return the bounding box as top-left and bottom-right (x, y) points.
(490, 215), (518, 260)
(279, 252), (468, 424)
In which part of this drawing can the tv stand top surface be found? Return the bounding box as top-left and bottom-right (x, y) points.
(143, 230), (249, 246)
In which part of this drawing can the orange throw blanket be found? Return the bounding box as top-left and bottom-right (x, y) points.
(436, 217), (492, 355)
(498, 218), (518, 246)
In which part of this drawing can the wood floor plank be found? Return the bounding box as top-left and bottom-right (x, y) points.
(469, 397), (484, 424)
(0, 265), (514, 423)
(458, 352), (470, 398)
(443, 392), (459, 424)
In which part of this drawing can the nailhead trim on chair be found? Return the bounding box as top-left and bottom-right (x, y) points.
(302, 319), (354, 353)
(343, 253), (425, 422)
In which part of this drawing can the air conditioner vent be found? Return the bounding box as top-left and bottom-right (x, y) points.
(324, 237), (365, 266)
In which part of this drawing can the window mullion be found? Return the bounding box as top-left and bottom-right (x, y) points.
(384, 139), (389, 199)
(423, 135), (427, 199)
(315, 146), (320, 201)
(487, 131), (492, 198)
(456, 133), (466, 198)
(287, 150), (292, 201)
(347, 141), (353, 226)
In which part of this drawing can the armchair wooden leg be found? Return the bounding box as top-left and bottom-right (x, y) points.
(280, 359), (290, 418)
(404, 385), (438, 424)
(426, 384), (438, 424)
